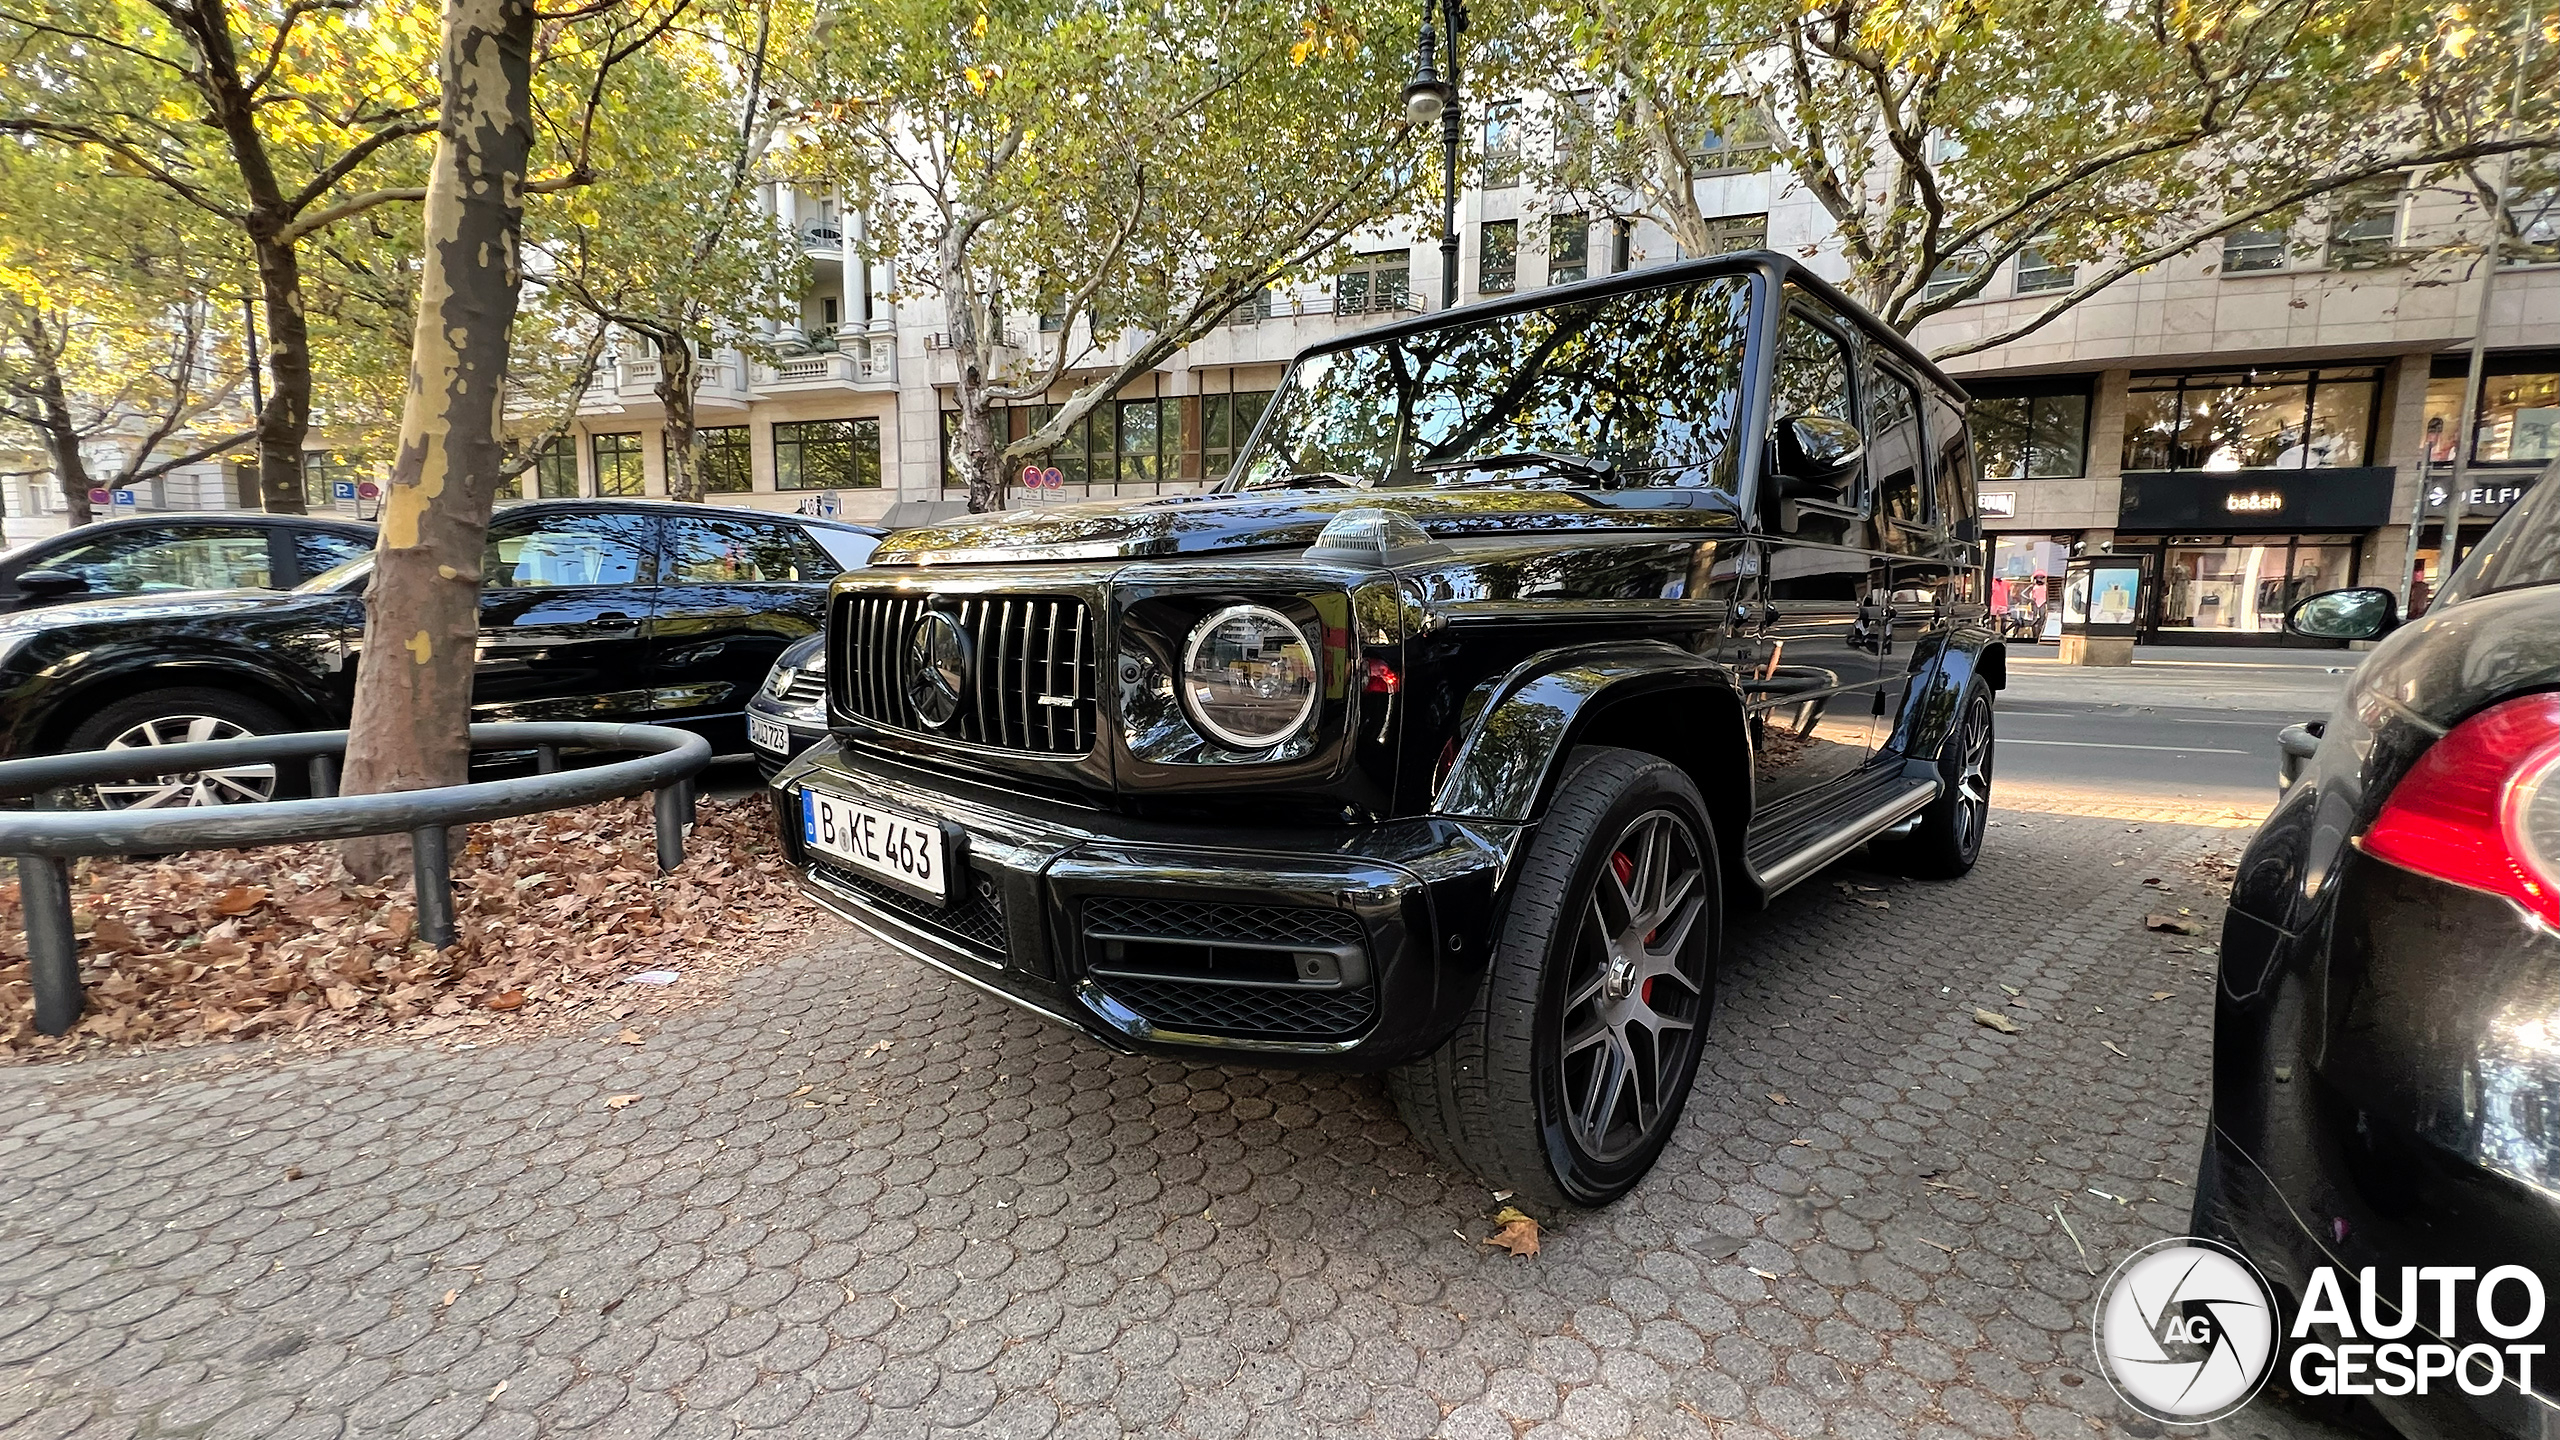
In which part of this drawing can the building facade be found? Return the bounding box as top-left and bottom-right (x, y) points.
(18, 161), (2553, 650)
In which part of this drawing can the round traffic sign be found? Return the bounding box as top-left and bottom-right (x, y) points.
(1040, 466), (1063, 489)
(87, 488), (109, 505)
(357, 481), (380, 499)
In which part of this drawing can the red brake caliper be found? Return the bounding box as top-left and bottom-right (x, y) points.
(1608, 852), (1659, 1004)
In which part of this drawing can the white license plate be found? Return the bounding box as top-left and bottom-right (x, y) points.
(801, 786), (946, 901)
(748, 714), (793, 753)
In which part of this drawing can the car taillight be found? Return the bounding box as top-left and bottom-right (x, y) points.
(2356, 692), (2560, 927)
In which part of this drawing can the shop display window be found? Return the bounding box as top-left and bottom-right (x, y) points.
(1991, 536), (2070, 641)
(2424, 368), (2560, 467)
(2155, 535), (2356, 637)
(2121, 368), (2380, 471)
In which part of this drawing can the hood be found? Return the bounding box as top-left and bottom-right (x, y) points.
(871, 487), (1737, 566)
(0, 588), (309, 634)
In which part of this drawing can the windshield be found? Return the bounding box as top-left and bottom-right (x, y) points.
(1232, 274), (1754, 493)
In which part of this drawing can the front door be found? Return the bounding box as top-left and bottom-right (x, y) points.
(472, 509), (661, 722)
(1746, 303), (1884, 812)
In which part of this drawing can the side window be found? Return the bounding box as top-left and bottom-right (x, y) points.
(45, 528), (273, 593)
(294, 530), (372, 581)
(484, 513), (657, 589)
(664, 515), (840, 583)
(1867, 366), (1929, 527)
(1929, 392), (1975, 528)
(1773, 311), (1853, 427)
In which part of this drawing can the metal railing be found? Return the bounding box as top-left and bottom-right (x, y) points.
(2, 722), (712, 1037)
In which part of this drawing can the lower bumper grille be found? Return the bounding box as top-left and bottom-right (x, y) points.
(1080, 897), (1375, 1043)
(816, 861), (1008, 956)
(1094, 976), (1376, 1041)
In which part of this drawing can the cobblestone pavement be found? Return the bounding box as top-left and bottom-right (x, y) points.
(0, 804), (2339, 1440)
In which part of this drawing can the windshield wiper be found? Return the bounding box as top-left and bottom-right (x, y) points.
(1250, 470), (1369, 491)
(1413, 450), (1619, 487)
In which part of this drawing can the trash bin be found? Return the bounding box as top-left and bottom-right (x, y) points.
(2058, 554), (2147, 667)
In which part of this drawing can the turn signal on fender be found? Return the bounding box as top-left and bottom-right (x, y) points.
(2356, 692), (2560, 928)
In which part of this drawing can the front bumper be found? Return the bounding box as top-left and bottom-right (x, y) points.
(770, 737), (1520, 1069)
(747, 695), (827, 780)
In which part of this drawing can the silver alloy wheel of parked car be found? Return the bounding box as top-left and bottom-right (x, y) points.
(94, 715), (280, 808)
(1559, 807), (1712, 1163)
(1951, 690), (1994, 854)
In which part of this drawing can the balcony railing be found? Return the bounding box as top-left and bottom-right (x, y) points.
(750, 334), (896, 389)
(1221, 290), (1425, 325)
(800, 221), (845, 250)
(926, 328), (1024, 352)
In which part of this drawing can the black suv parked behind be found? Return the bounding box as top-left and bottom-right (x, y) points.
(773, 252), (2003, 1206)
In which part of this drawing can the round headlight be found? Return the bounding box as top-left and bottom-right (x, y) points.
(1181, 604), (1319, 749)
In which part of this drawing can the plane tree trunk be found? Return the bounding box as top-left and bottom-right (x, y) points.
(336, 0), (538, 882)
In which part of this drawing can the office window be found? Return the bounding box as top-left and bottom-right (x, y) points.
(664, 425), (752, 494)
(592, 432), (645, 496)
(2120, 368), (2381, 471)
(1482, 101), (1521, 189)
(2512, 182), (2560, 262)
(1549, 213), (1590, 284)
(304, 450), (364, 507)
(531, 435), (579, 499)
(2327, 185), (2402, 269)
(773, 418), (881, 490)
(1970, 381), (2092, 480)
(1479, 220), (1518, 294)
(1336, 252), (1411, 315)
(1691, 112), (1773, 175)
(1696, 213), (1767, 257)
(2222, 227), (2288, 274)
(1201, 390), (1274, 479)
(1116, 398), (1165, 486)
(2014, 245), (2074, 295)
(1921, 250), (1986, 302)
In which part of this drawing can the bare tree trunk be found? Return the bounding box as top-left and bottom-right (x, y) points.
(21, 325), (93, 529)
(337, 0), (537, 882)
(248, 236), (314, 514)
(656, 340), (700, 502)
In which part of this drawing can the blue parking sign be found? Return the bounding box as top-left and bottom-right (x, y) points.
(111, 489), (135, 506)
(333, 481), (358, 500)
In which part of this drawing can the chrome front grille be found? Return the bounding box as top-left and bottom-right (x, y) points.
(836, 593), (1097, 755)
(776, 669), (826, 705)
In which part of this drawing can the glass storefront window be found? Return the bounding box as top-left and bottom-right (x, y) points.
(2156, 536), (2356, 637)
(1972, 390), (2089, 479)
(1991, 536), (2070, 640)
(2122, 368), (2380, 471)
(2424, 370), (2560, 466)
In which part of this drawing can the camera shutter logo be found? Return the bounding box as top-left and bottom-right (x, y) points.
(904, 612), (972, 728)
(2093, 1238), (2280, 1423)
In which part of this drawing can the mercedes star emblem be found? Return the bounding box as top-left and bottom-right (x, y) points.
(905, 611), (971, 728)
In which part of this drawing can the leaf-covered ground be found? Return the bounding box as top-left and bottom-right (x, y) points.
(0, 794), (828, 1058)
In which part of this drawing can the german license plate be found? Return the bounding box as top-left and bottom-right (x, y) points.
(800, 786), (945, 901)
(748, 714), (792, 754)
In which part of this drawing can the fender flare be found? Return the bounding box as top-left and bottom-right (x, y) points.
(1432, 640), (1752, 827)
(1881, 629), (2004, 767)
(12, 652), (342, 755)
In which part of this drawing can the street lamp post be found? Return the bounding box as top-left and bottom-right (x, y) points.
(1400, 0), (1467, 311)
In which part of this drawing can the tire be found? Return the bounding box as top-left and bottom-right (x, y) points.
(61, 687), (297, 810)
(1389, 745), (1722, 1210)
(1870, 678), (1993, 880)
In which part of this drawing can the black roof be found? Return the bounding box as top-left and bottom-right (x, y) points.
(1293, 249), (1969, 401)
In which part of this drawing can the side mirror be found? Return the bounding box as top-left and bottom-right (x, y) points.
(1774, 414), (1864, 496)
(16, 570), (87, 598)
(2286, 586), (2398, 641)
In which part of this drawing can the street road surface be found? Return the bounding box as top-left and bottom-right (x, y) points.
(0, 646), (2372, 1440)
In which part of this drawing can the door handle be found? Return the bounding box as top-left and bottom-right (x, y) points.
(585, 613), (640, 633)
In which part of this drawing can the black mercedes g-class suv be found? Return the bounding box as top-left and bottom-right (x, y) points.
(772, 251), (2003, 1207)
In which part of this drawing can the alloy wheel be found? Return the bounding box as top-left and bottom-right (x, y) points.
(1557, 808), (1711, 1163)
(93, 715), (279, 809)
(1952, 692), (1994, 854)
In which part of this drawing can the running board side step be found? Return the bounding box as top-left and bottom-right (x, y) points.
(1749, 779), (1940, 898)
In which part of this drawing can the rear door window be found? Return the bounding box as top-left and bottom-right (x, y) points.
(664, 515), (842, 583)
